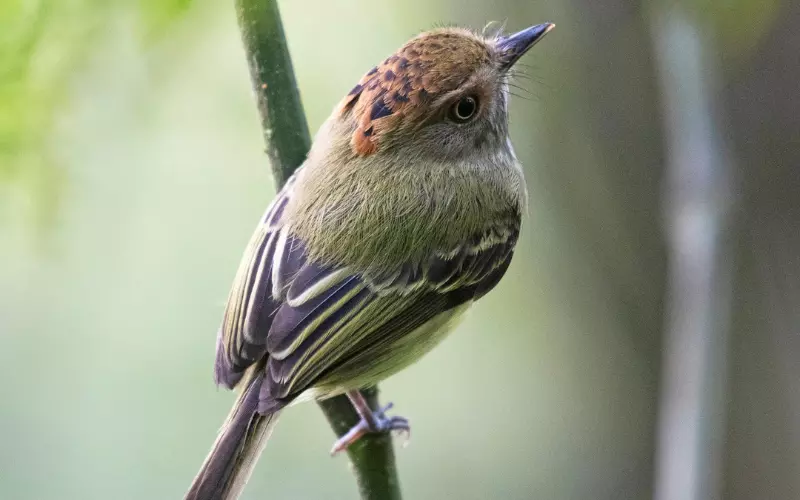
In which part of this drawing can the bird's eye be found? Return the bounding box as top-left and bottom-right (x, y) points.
(449, 95), (479, 123)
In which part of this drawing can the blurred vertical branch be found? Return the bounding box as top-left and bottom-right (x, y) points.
(650, 6), (734, 500)
(233, 0), (402, 498)
(234, 0), (310, 185)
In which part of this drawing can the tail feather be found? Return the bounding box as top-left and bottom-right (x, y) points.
(186, 369), (281, 500)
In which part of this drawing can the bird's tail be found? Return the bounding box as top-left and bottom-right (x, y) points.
(185, 368), (280, 500)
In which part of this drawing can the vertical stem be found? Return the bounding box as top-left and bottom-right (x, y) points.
(234, 1), (402, 499)
(320, 387), (403, 500)
(235, 0), (310, 185)
(650, 7), (734, 500)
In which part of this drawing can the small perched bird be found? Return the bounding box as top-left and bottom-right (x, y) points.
(186, 22), (554, 500)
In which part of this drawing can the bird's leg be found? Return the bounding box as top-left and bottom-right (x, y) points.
(330, 390), (411, 455)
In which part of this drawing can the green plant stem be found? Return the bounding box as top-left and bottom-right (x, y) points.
(319, 387), (403, 499)
(233, 1), (402, 499)
(235, 0), (310, 185)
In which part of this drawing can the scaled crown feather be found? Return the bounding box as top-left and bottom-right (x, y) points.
(339, 28), (492, 156)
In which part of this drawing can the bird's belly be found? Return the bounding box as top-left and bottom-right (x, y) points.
(302, 303), (471, 401)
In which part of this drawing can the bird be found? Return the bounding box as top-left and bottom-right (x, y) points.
(185, 22), (554, 500)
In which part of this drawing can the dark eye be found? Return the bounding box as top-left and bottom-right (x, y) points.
(449, 95), (479, 123)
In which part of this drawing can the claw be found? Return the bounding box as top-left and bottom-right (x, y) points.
(330, 402), (411, 455)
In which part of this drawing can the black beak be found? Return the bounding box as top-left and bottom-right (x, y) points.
(497, 23), (555, 71)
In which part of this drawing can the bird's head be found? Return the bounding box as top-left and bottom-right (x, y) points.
(332, 23), (554, 164)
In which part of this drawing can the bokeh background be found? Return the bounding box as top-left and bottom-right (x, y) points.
(1, 0), (798, 499)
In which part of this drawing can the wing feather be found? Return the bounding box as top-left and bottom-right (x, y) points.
(215, 176), (519, 409)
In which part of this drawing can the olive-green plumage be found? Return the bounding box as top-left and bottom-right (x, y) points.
(186, 22), (554, 500)
(286, 116), (525, 275)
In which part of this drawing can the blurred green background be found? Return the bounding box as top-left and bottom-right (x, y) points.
(2, 0), (798, 499)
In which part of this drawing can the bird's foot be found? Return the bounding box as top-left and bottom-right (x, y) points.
(330, 402), (411, 455)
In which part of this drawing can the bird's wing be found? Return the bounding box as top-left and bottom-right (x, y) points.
(213, 177), (295, 389)
(214, 177), (518, 410)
